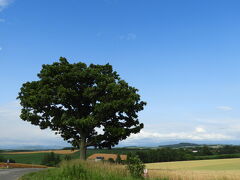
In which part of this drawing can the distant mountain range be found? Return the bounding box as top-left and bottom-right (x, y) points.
(159, 142), (201, 148)
(0, 141), (239, 150)
(0, 145), (65, 150)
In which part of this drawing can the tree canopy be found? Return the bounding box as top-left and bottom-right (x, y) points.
(18, 58), (146, 159)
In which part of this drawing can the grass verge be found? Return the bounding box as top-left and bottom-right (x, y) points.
(19, 160), (167, 180)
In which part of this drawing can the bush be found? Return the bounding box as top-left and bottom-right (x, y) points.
(121, 160), (127, 165)
(20, 159), (168, 180)
(7, 159), (16, 163)
(41, 152), (61, 167)
(127, 156), (145, 178)
(108, 158), (115, 163)
(0, 156), (6, 162)
(115, 154), (122, 164)
(64, 155), (72, 161)
(0, 157), (15, 163)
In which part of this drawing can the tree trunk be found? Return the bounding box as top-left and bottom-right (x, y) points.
(80, 137), (87, 160)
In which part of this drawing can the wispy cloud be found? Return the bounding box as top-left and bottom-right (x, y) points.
(0, 18), (5, 22)
(119, 33), (137, 41)
(217, 106), (233, 111)
(0, 0), (12, 11)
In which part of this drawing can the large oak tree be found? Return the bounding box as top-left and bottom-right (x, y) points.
(18, 58), (146, 159)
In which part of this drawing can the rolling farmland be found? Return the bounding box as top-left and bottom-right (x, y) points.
(0, 148), (143, 165)
(0, 150), (78, 165)
(146, 158), (240, 180)
(3, 150), (79, 155)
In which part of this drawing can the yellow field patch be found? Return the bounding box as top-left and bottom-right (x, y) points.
(146, 158), (240, 170)
(149, 169), (240, 180)
(146, 158), (240, 180)
(3, 150), (79, 155)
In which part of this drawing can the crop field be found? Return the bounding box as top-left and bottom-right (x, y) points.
(146, 158), (240, 180)
(0, 152), (63, 165)
(3, 150), (78, 155)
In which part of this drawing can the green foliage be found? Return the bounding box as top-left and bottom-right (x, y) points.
(127, 152), (134, 162)
(201, 146), (213, 156)
(127, 156), (145, 178)
(0, 157), (16, 163)
(62, 147), (75, 150)
(8, 159), (16, 163)
(20, 160), (167, 180)
(18, 58), (146, 159)
(0, 156), (6, 162)
(195, 153), (240, 160)
(131, 147), (240, 163)
(219, 145), (239, 154)
(192, 145), (240, 156)
(0, 152), (64, 165)
(115, 154), (122, 164)
(64, 155), (72, 161)
(134, 148), (194, 163)
(121, 160), (127, 165)
(41, 152), (61, 167)
(108, 158), (115, 163)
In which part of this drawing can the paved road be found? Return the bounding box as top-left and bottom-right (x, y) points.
(0, 168), (44, 180)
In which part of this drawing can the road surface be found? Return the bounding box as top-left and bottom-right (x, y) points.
(0, 168), (44, 180)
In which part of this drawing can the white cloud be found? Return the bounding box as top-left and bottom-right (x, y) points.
(195, 127), (206, 133)
(1, 101), (240, 148)
(120, 130), (233, 146)
(217, 106), (233, 111)
(119, 33), (137, 40)
(128, 130), (231, 141)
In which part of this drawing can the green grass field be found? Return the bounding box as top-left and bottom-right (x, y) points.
(0, 153), (66, 165)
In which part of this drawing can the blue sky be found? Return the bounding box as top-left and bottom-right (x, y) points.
(1, 0), (240, 148)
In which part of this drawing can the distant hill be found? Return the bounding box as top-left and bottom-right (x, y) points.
(159, 142), (201, 148)
(0, 145), (65, 151)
